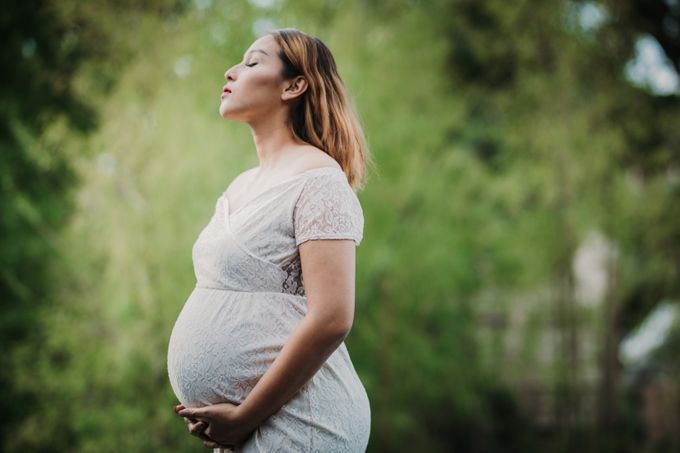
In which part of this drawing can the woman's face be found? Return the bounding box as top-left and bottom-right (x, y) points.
(219, 34), (296, 122)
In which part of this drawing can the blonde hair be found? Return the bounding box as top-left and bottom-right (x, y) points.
(268, 28), (374, 191)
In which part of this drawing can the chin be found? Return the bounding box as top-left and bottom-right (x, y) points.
(218, 107), (237, 121)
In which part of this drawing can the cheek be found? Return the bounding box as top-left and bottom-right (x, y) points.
(243, 73), (282, 100)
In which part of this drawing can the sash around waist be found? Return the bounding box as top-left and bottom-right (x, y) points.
(193, 284), (306, 298)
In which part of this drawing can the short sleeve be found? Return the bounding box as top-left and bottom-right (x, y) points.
(294, 172), (364, 247)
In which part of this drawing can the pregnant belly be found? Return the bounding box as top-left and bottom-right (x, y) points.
(167, 287), (307, 407)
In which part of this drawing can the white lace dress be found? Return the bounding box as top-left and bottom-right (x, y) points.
(167, 166), (370, 452)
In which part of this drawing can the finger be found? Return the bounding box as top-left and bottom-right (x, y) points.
(175, 407), (192, 418)
(192, 424), (219, 446)
(202, 439), (220, 448)
(188, 420), (208, 436)
(183, 416), (201, 427)
(187, 419), (205, 433)
(178, 407), (211, 421)
(174, 404), (185, 413)
(181, 414), (199, 424)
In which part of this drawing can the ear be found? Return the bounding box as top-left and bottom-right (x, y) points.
(281, 75), (308, 101)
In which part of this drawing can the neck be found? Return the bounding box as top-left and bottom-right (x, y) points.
(247, 111), (304, 170)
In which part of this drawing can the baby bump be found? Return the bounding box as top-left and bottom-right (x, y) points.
(167, 287), (307, 407)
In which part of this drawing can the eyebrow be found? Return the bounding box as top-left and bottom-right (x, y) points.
(243, 49), (270, 59)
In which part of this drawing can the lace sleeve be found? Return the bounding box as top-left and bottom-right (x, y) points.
(294, 172), (364, 247)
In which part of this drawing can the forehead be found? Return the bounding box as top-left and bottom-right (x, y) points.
(244, 35), (277, 57)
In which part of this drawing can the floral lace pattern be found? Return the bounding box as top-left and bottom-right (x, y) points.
(280, 253), (305, 297)
(294, 170), (364, 247)
(167, 166), (370, 452)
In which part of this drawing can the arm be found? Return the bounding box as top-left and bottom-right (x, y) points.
(235, 238), (357, 429)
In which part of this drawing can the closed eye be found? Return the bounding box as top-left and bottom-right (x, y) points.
(246, 62), (258, 67)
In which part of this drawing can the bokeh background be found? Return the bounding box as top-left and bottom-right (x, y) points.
(2, 0), (680, 451)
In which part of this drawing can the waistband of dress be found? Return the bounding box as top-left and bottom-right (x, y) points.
(194, 284), (306, 298)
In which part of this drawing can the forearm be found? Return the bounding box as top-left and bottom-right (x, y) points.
(236, 313), (349, 428)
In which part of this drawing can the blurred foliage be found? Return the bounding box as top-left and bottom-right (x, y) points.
(1, 0), (192, 449)
(2, 0), (680, 451)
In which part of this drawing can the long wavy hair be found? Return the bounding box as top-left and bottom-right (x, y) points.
(268, 28), (374, 191)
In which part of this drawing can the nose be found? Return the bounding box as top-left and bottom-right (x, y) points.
(225, 66), (237, 81)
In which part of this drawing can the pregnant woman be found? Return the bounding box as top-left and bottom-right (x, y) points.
(167, 28), (373, 452)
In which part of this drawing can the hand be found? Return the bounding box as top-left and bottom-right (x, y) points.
(174, 404), (224, 448)
(175, 402), (257, 448)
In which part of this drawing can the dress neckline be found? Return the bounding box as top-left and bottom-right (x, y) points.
(222, 165), (344, 221)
